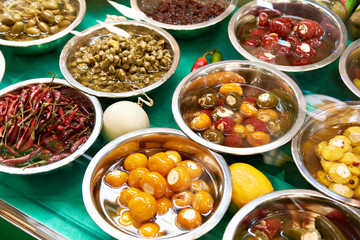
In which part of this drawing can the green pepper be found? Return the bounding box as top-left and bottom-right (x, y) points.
(315, 215), (346, 240)
(210, 49), (223, 63)
(282, 227), (321, 240)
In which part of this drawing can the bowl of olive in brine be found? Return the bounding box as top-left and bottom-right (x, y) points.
(172, 60), (306, 155)
(130, 0), (238, 38)
(0, 0), (86, 55)
(292, 101), (360, 208)
(60, 20), (180, 98)
(223, 189), (360, 240)
(82, 128), (232, 239)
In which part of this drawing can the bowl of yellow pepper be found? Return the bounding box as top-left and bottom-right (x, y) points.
(292, 101), (360, 207)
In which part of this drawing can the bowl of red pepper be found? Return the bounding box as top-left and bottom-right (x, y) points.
(0, 78), (103, 174)
(172, 60), (306, 155)
(228, 0), (347, 72)
(223, 189), (360, 240)
(129, 0), (238, 38)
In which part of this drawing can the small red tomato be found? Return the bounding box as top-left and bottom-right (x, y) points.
(285, 35), (301, 47)
(256, 52), (276, 63)
(244, 38), (260, 47)
(243, 118), (267, 133)
(261, 34), (279, 51)
(293, 42), (315, 58)
(243, 97), (256, 104)
(269, 17), (292, 37)
(215, 117), (235, 135)
(293, 58), (313, 66)
(218, 98), (225, 106)
(249, 28), (267, 37)
(296, 19), (316, 39)
(200, 109), (212, 118)
(274, 41), (292, 56)
(313, 21), (324, 38)
(258, 12), (269, 28)
(305, 37), (321, 49)
(225, 133), (243, 147)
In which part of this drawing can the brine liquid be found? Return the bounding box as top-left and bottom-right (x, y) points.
(97, 148), (219, 238)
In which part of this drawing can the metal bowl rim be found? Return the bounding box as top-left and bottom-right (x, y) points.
(291, 101), (360, 207)
(60, 20), (180, 98)
(0, 0), (86, 47)
(82, 127), (232, 240)
(130, 0), (238, 31)
(0, 78), (103, 175)
(338, 39), (360, 98)
(172, 60), (307, 155)
(223, 189), (360, 239)
(0, 51), (5, 83)
(228, 0), (348, 72)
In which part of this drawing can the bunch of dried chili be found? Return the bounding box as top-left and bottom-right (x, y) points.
(0, 79), (94, 168)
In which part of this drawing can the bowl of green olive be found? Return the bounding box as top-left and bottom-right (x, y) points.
(292, 101), (360, 208)
(60, 20), (180, 98)
(172, 60), (306, 155)
(0, 0), (86, 55)
(82, 128), (232, 239)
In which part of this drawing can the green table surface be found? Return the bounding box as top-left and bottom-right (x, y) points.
(0, 1), (358, 239)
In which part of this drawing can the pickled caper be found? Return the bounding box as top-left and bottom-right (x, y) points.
(211, 106), (235, 121)
(224, 91), (242, 110)
(256, 92), (279, 109)
(202, 129), (225, 144)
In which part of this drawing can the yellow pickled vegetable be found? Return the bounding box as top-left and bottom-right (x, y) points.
(351, 146), (360, 156)
(344, 126), (360, 146)
(315, 170), (332, 187)
(329, 183), (354, 198)
(328, 163), (352, 184)
(347, 176), (359, 189)
(315, 141), (327, 159)
(320, 160), (336, 173)
(321, 145), (344, 161)
(348, 165), (360, 176)
(329, 135), (352, 152)
(338, 152), (360, 165)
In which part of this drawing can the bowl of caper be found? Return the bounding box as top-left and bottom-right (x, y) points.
(172, 60), (306, 155)
(60, 20), (180, 98)
(0, 0), (86, 55)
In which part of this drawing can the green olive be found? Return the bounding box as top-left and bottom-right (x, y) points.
(266, 119), (282, 137)
(224, 91), (242, 110)
(256, 92), (279, 109)
(198, 93), (218, 109)
(202, 129), (225, 144)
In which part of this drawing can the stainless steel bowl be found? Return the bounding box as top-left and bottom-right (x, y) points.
(339, 39), (360, 98)
(0, 50), (5, 82)
(0, 0), (86, 55)
(82, 128), (232, 240)
(0, 78), (103, 175)
(223, 189), (360, 239)
(130, 0), (237, 38)
(228, 0), (348, 72)
(172, 60), (306, 155)
(60, 20), (180, 98)
(292, 101), (360, 207)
